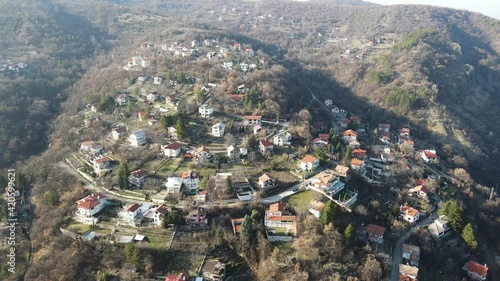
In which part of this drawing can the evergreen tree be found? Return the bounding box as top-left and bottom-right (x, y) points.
(335, 142), (341, 153)
(439, 200), (465, 231)
(98, 95), (115, 113)
(118, 163), (130, 190)
(343, 145), (352, 164)
(160, 114), (176, 130)
(176, 118), (186, 140)
(250, 209), (261, 222)
(247, 134), (259, 152)
(344, 223), (355, 245)
(461, 223), (478, 251)
(320, 201), (341, 226)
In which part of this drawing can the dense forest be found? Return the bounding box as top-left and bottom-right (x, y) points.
(1, 0), (500, 280)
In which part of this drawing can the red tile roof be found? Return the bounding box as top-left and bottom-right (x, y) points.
(269, 202), (284, 213)
(77, 198), (100, 210)
(401, 205), (419, 217)
(127, 203), (140, 212)
(466, 261), (488, 277)
(259, 174), (272, 182)
(367, 224), (386, 236)
(301, 154), (318, 163)
(156, 204), (170, 216)
(341, 129), (358, 137)
(131, 169), (147, 178)
(95, 156), (111, 163)
(351, 159), (364, 166)
(165, 272), (188, 281)
(423, 150), (438, 158)
(167, 142), (183, 150)
(244, 115), (262, 120)
(260, 139), (273, 147)
(353, 149), (367, 155)
(181, 170), (199, 179)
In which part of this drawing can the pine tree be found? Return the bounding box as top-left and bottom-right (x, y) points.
(175, 118), (186, 140)
(320, 201), (340, 226)
(343, 145), (352, 164)
(461, 223), (478, 251)
(247, 134), (259, 152)
(344, 223), (355, 245)
(118, 163), (130, 190)
(439, 200), (464, 232)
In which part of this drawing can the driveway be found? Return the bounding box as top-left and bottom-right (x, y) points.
(390, 210), (439, 281)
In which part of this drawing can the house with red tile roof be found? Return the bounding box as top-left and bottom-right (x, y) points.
(409, 185), (429, 198)
(350, 158), (365, 170)
(194, 145), (211, 159)
(163, 142), (183, 157)
(182, 171), (200, 195)
(420, 149), (439, 164)
(231, 217), (245, 235)
(243, 115), (262, 125)
(129, 169), (148, 187)
(259, 139), (274, 154)
(464, 261), (488, 281)
(400, 205), (420, 224)
(265, 202), (297, 241)
(300, 155), (319, 171)
(366, 224), (386, 244)
(165, 272), (188, 281)
(341, 129), (358, 143)
(92, 156), (112, 175)
(76, 193), (108, 223)
(258, 174), (276, 190)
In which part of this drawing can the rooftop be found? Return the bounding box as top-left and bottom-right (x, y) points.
(367, 224), (386, 236)
(466, 261), (488, 277)
(301, 154), (318, 163)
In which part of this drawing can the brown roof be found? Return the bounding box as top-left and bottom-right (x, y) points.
(181, 170), (199, 179)
(80, 141), (95, 147)
(341, 129), (358, 137)
(156, 204), (170, 216)
(266, 215), (296, 222)
(195, 145), (210, 154)
(301, 154), (318, 163)
(366, 224), (386, 236)
(167, 142), (183, 150)
(423, 150), (438, 158)
(351, 159), (364, 166)
(353, 149), (367, 155)
(466, 261), (488, 277)
(269, 202), (284, 213)
(77, 198), (100, 210)
(259, 174), (272, 182)
(127, 203), (141, 212)
(401, 205), (419, 217)
(260, 139), (273, 147)
(94, 156), (111, 163)
(131, 169), (148, 178)
(244, 115), (262, 120)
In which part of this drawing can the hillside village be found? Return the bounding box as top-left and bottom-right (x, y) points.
(2, 1), (499, 281)
(52, 32), (491, 280)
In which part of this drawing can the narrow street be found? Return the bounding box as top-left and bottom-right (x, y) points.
(389, 209), (440, 281)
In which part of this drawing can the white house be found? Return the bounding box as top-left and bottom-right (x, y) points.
(341, 129), (358, 143)
(129, 169), (148, 187)
(212, 122), (225, 137)
(259, 139), (274, 154)
(273, 132), (292, 146)
(129, 130), (147, 147)
(199, 104), (214, 117)
(76, 194), (108, 222)
(112, 127), (127, 141)
(464, 261), (488, 281)
(428, 215), (451, 238)
(143, 204), (170, 226)
(240, 63), (249, 72)
(308, 199), (325, 219)
(165, 177), (183, 194)
(163, 142), (183, 157)
(115, 94), (129, 106)
(167, 126), (178, 139)
(120, 203), (142, 224)
(92, 156), (112, 175)
(243, 115), (261, 126)
(79, 141), (95, 152)
(265, 202), (297, 238)
(244, 48), (255, 57)
(258, 174), (276, 190)
(227, 145), (240, 162)
(300, 155), (319, 171)
(400, 205), (420, 224)
(146, 92), (158, 102)
(420, 149), (439, 164)
(153, 76), (163, 85)
(194, 145), (212, 159)
(182, 170), (200, 195)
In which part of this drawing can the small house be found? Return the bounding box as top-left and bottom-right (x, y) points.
(129, 169), (148, 187)
(341, 129), (358, 143)
(400, 205), (420, 224)
(243, 115), (262, 126)
(227, 145), (240, 162)
(463, 261), (488, 281)
(420, 149), (439, 164)
(165, 177), (183, 194)
(258, 174), (276, 190)
(211, 122), (225, 137)
(259, 139), (274, 154)
(366, 224), (386, 244)
(300, 155), (319, 171)
(163, 142), (183, 157)
(182, 171), (200, 195)
(308, 199), (325, 219)
(129, 129), (147, 147)
(199, 104), (214, 117)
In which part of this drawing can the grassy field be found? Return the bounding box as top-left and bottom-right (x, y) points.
(67, 222), (92, 235)
(288, 190), (321, 213)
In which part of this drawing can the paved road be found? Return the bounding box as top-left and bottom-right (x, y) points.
(389, 209), (440, 281)
(58, 160), (302, 206)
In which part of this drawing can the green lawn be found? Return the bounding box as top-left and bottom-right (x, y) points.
(68, 222), (92, 235)
(119, 190), (146, 199)
(288, 190), (319, 212)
